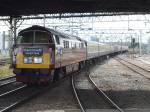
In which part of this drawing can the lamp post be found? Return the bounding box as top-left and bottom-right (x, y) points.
(43, 15), (46, 27)
(121, 38), (122, 54)
(139, 30), (142, 57)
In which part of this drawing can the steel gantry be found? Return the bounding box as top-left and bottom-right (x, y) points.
(0, 13), (150, 50)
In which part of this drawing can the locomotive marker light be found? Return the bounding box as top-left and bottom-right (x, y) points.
(24, 57), (32, 64)
(34, 57), (43, 64)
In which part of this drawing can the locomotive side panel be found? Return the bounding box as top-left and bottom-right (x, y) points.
(54, 35), (86, 68)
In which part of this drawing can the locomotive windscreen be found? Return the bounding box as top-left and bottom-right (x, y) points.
(17, 31), (33, 43)
(17, 31), (52, 44)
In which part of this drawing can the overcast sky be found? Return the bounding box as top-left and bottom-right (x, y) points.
(0, 14), (150, 43)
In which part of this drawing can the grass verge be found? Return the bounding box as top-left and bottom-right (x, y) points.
(0, 64), (13, 78)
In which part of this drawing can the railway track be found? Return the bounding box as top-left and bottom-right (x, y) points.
(72, 71), (125, 112)
(115, 57), (150, 80)
(0, 74), (74, 112)
(0, 84), (40, 112)
(0, 76), (30, 112)
(0, 83), (54, 112)
(0, 76), (16, 87)
(0, 80), (25, 97)
(0, 76), (15, 82)
(0, 60), (128, 112)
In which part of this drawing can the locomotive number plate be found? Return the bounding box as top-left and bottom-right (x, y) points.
(23, 48), (43, 56)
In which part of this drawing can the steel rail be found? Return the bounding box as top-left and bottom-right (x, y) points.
(0, 85), (27, 97)
(115, 57), (150, 80)
(71, 75), (86, 112)
(0, 73), (74, 112)
(88, 75), (125, 112)
(0, 85), (48, 112)
(0, 76), (15, 82)
(0, 80), (16, 87)
(0, 87), (36, 112)
(118, 57), (150, 72)
(0, 86), (51, 112)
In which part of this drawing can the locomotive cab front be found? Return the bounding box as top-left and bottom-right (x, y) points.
(13, 27), (55, 84)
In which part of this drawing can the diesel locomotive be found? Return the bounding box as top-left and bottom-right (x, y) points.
(12, 25), (127, 84)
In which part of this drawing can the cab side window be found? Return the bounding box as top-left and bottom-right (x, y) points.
(55, 35), (60, 44)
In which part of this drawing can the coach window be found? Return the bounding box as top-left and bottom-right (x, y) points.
(78, 43), (80, 48)
(74, 43), (76, 48)
(81, 43), (84, 48)
(67, 41), (69, 48)
(63, 40), (69, 48)
(63, 40), (66, 48)
(71, 42), (72, 48)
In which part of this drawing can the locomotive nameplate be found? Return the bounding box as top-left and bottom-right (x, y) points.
(23, 48), (43, 56)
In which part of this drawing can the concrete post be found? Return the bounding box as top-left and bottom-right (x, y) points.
(2, 31), (5, 50)
(139, 30), (142, 56)
(43, 14), (46, 27)
(13, 18), (17, 45)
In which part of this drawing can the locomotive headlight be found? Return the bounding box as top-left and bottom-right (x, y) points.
(24, 57), (32, 63)
(34, 57), (43, 64)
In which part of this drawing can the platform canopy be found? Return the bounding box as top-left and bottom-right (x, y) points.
(0, 0), (150, 16)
